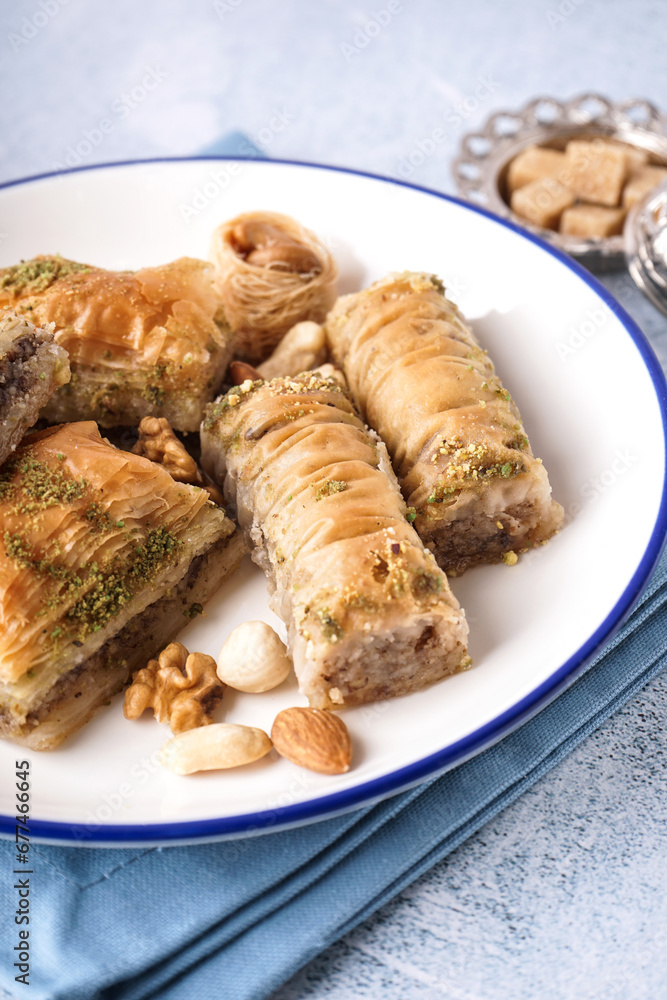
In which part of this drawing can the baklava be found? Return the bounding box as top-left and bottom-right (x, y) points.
(0, 421), (245, 749)
(325, 272), (563, 574)
(0, 255), (234, 431)
(201, 372), (469, 709)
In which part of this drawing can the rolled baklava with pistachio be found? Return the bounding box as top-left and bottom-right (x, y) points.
(201, 372), (469, 710)
(0, 421), (245, 749)
(326, 272), (564, 575)
(0, 255), (234, 431)
(0, 312), (70, 466)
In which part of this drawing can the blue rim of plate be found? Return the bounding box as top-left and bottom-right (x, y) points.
(1, 156), (666, 846)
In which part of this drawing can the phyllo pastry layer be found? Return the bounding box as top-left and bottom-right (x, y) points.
(0, 312), (70, 466)
(0, 422), (245, 749)
(201, 372), (469, 710)
(325, 273), (564, 575)
(0, 255), (233, 431)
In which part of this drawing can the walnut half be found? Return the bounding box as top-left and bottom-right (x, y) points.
(133, 416), (225, 505)
(123, 641), (224, 734)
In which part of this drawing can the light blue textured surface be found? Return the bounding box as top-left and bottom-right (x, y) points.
(0, 2), (666, 998)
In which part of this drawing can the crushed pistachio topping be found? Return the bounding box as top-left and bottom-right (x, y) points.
(84, 501), (123, 534)
(0, 442), (184, 645)
(314, 607), (344, 643)
(143, 385), (166, 406)
(184, 602), (204, 619)
(3, 523), (180, 640)
(405, 506), (417, 523)
(508, 431), (530, 451)
(63, 527), (181, 640)
(426, 438), (524, 504)
(502, 551), (518, 566)
(202, 378), (264, 427)
(0, 454), (89, 513)
(4, 531), (84, 587)
(314, 479), (348, 501)
(410, 569), (443, 598)
(341, 592), (378, 613)
(203, 371), (348, 432)
(0, 256), (91, 296)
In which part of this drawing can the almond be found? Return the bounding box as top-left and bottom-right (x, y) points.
(271, 707), (352, 774)
(229, 360), (262, 384)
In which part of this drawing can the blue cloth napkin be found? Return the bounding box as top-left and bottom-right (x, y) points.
(2, 134), (667, 1000)
(196, 131), (264, 160)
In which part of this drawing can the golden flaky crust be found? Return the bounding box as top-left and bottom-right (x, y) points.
(201, 373), (469, 709)
(0, 255), (233, 431)
(0, 421), (243, 748)
(325, 272), (564, 574)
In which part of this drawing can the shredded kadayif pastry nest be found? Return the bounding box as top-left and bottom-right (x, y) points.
(210, 211), (338, 364)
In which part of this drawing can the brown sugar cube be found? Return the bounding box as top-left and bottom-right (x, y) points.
(564, 140), (628, 206)
(607, 141), (649, 173)
(559, 204), (627, 238)
(622, 164), (667, 209)
(506, 147), (567, 193)
(510, 177), (575, 229)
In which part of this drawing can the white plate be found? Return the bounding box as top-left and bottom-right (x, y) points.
(0, 159), (665, 846)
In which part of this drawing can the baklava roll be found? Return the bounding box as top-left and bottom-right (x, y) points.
(0, 422), (245, 749)
(201, 372), (469, 710)
(0, 255), (234, 431)
(0, 312), (70, 466)
(210, 211), (338, 364)
(326, 273), (564, 575)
